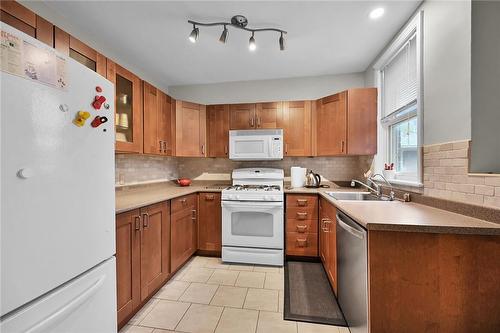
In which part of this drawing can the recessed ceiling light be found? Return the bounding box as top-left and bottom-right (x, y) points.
(369, 8), (385, 20)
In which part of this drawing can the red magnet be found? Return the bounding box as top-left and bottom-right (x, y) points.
(91, 115), (108, 128)
(96, 86), (102, 93)
(92, 95), (106, 109)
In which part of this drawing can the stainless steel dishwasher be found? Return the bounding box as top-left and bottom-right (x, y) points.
(336, 211), (368, 333)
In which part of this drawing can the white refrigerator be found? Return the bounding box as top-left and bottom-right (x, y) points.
(1, 23), (117, 332)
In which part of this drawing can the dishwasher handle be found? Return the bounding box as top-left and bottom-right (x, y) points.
(336, 214), (365, 240)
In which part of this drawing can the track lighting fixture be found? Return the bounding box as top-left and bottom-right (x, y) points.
(279, 32), (285, 51)
(188, 24), (199, 43)
(187, 15), (287, 51)
(249, 33), (256, 51)
(219, 25), (228, 43)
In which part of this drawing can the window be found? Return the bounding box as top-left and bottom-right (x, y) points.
(375, 12), (422, 185)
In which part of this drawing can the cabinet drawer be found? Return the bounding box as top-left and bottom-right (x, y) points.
(286, 219), (318, 233)
(286, 194), (318, 209)
(286, 206), (318, 220)
(286, 232), (318, 256)
(171, 194), (197, 214)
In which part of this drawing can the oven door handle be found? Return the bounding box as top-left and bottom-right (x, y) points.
(222, 201), (283, 209)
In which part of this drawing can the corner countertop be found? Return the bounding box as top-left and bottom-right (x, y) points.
(115, 181), (500, 236)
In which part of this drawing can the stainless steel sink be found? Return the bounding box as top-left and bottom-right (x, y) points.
(326, 191), (386, 201)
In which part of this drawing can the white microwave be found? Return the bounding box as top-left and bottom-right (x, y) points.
(229, 129), (283, 161)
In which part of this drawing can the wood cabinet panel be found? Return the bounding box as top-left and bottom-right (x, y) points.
(368, 231), (500, 333)
(286, 232), (318, 256)
(281, 101), (312, 156)
(116, 209), (141, 327)
(319, 197), (337, 293)
(316, 92), (347, 156)
(198, 192), (222, 252)
(207, 105), (230, 157)
(286, 219), (318, 234)
(140, 202), (170, 301)
(171, 193), (198, 214)
(286, 194), (318, 209)
(256, 102), (282, 128)
(347, 88), (377, 155)
(143, 82), (160, 155)
(174, 100), (206, 157)
(287, 206), (318, 221)
(107, 59), (143, 153)
(158, 91), (173, 155)
(54, 26), (69, 55)
(0, 1), (36, 37)
(171, 194), (198, 272)
(0, 9), (35, 37)
(35, 15), (53, 46)
(230, 103), (256, 129)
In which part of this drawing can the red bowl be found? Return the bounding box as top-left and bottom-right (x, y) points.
(177, 178), (192, 187)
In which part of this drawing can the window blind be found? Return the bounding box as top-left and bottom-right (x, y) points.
(382, 33), (417, 117)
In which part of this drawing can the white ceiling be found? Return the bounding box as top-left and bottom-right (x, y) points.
(23, 1), (421, 90)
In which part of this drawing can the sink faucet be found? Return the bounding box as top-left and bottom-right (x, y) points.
(351, 174), (395, 201)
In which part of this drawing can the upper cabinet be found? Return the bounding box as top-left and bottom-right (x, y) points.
(107, 59), (143, 153)
(314, 88), (377, 156)
(174, 100), (206, 157)
(143, 82), (173, 156)
(280, 101), (312, 156)
(229, 103), (282, 129)
(207, 105), (230, 157)
(229, 103), (256, 129)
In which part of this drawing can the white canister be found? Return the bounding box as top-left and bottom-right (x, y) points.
(291, 167), (306, 188)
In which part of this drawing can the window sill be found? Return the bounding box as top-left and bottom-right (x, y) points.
(387, 178), (423, 187)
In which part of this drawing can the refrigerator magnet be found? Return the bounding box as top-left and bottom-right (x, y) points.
(91, 116), (108, 128)
(73, 111), (91, 127)
(92, 95), (106, 110)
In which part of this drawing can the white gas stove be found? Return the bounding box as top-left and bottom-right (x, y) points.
(221, 168), (284, 266)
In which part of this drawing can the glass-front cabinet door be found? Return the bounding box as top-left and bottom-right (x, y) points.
(106, 59), (143, 153)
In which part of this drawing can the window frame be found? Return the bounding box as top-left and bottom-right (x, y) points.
(373, 11), (424, 187)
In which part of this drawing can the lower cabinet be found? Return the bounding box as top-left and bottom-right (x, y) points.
(116, 201), (170, 328)
(319, 197), (337, 294)
(171, 194), (198, 272)
(198, 192), (222, 253)
(285, 194), (319, 256)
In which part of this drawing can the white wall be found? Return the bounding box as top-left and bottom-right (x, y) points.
(168, 73), (365, 104)
(365, 0), (472, 146)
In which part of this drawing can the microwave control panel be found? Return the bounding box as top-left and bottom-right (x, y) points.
(272, 137), (282, 157)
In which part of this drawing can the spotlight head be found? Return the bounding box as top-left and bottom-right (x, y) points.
(189, 26), (199, 43)
(219, 25), (228, 43)
(279, 33), (285, 51)
(249, 34), (256, 51)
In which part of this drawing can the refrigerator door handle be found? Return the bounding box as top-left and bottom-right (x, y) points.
(26, 275), (106, 333)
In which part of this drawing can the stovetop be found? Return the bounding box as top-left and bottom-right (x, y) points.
(225, 184), (281, 192)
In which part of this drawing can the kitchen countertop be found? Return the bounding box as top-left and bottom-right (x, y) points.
(115, 181), (500, 235)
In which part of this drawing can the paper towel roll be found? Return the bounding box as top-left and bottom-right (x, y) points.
(291, 167), (306, 188)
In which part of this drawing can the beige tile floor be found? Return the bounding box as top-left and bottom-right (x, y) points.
(120, 256), (350, 333)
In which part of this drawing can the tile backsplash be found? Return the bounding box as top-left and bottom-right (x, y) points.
(115, 154), (372, 186)
(115, 154), (178, 185)
(423, 140), (500, 209)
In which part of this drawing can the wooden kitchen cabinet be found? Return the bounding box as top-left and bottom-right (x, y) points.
(107, 59), (143, 153)
(0, 0), (36, 37)
(314, 88), (377, 156)
(230, 103), (257, 129)
(139, 202), (170, 301)
(207, 105), (230, 157)
(319, 197), (337, 294)
(143, 82), (173, 156)
(171, 194), (198, 272)
(256, 102), (282, 128)
(285, 194), (319, 257)
(198, 192), (222, 253)
(116, 209), (141, 327)
(173, 100), (206, 157)
(279, 101), (312, 156)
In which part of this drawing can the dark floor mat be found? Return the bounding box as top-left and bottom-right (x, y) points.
(284, 261), (347, 326)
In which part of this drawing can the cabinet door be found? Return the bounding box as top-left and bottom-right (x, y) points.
(230, 103), (256, 129)
(174, 101), (206, 157)
(171, 195), (198, 271)
(198, 193), (222, 252)
(347, 88), (377, 155)
(143, 82), (160, 155)
(35, 15), (53, 46)
(158, 91), (173, 156)
(207, 105), (230, 157)
(0, 0), (36, 37)
(116, 209), (141, 327)
(281, 101), (312, 156)
(256, 102), (282, 129)
(140, 202), (170, 301)
(319, 198), (329, 267)
(107, 59), (143, 153)
(319, 198), (337, 294)
(316, 92), (347, 156)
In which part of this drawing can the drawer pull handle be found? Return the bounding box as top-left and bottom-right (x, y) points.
(296, 225), (308, 233)
(205, 195), (215, 201)
(296, 238), (308, 247)
(296, 199), (308, 206)
(296, 212), (308, 220)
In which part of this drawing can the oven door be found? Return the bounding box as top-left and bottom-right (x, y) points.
(222, 201), (284, 249)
